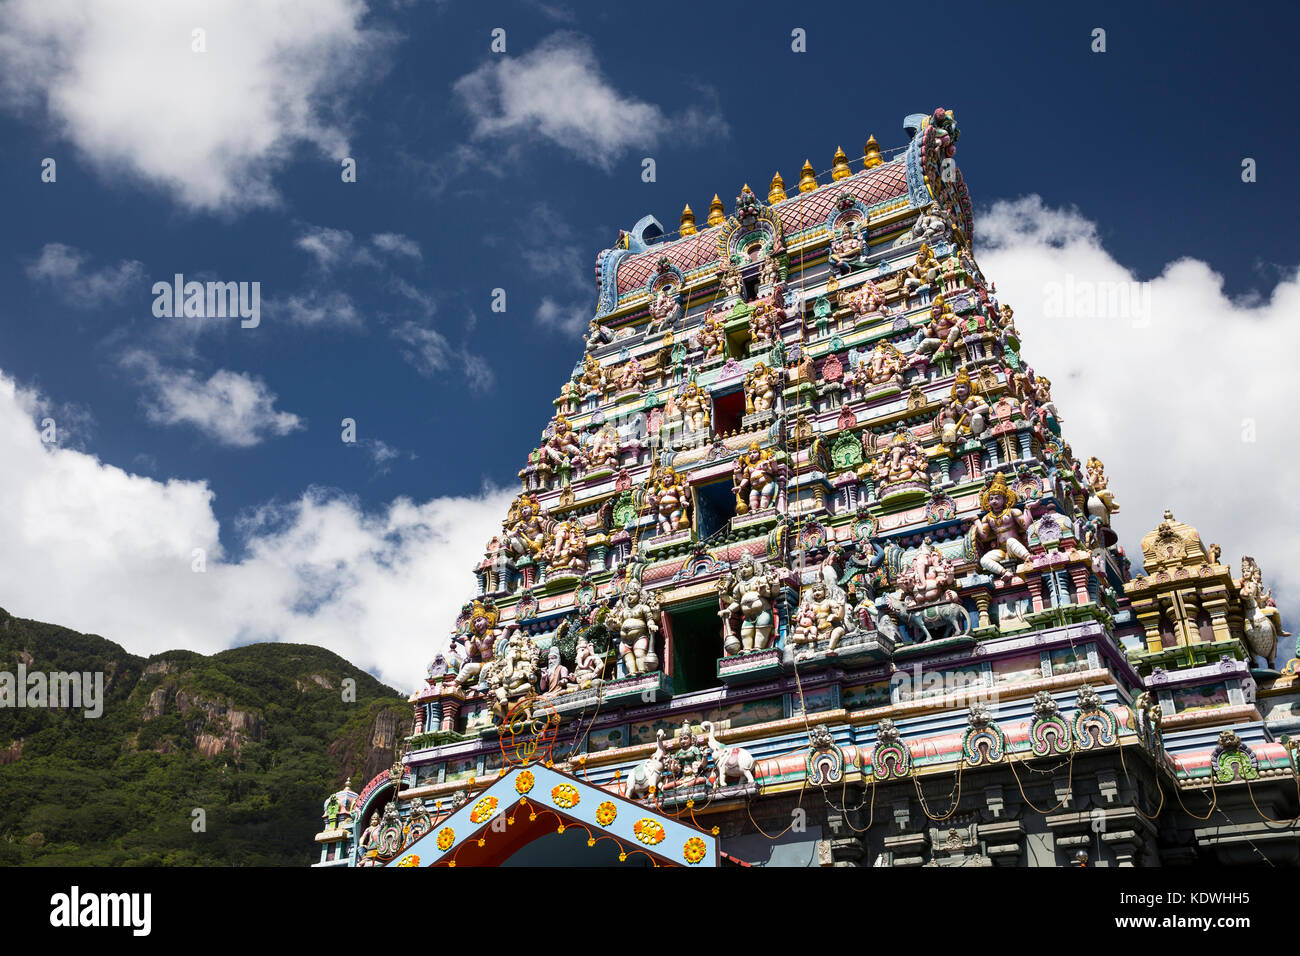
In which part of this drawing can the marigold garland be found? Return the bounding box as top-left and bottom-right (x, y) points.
(551, 784), (580, 809)
(595, 801), (618, 826)
(683, 837), (707, 864)
(515, 770), (535, 794)
(470, 796), (498, 823)
(436, 827), (455, 851)
(633, 818), (666, 845)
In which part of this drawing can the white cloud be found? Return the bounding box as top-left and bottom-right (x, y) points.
(452, 32), (720, 169)
(535, 296), (588, 338)
(122, 352), (303, 447)
(371, 232), (422, 259)
(295, 226), (356, 268)
(25, 243), (144, 306)
(280, 290), (363, 329)
(980, 195), (1298, 656)
(0, 0), (391, 212)
(391, 321), (494, 391)
(0, 370), (510, 690)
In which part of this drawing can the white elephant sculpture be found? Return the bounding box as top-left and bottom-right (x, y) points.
(624, 729), (667, 800)
(701, 720), (757, 788)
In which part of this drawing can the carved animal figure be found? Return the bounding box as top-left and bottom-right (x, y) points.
(624, 729), (668, 800)
(700, 720), (757, 788)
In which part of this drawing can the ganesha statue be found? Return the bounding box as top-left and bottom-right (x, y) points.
(543, 517), (588, 575)
(853, 342), (906, 391)
(898, 537), (958, 607)
(864, 428), (931, 498)
(838, 277), (892, 324)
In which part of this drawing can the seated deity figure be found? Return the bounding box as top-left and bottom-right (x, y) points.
(586, 319), (612, 352)
(610, 581), (661, 676)
(853, 342), (906, 391)
(838, 277), (892, 324)
(1084, 456), (1120, 523)
(670, 722), (706, 786)
(933, 369), (991, 445)
(455, 599), (502, 687)
(789, 580), (849, 656)
(1240, 557), (1289, 641)
(544, 415), (583, 465)
(907, 293), (962, 369)
(482, 628), (542, 721)
(579, 354), (606, 395)
(679, 382), (711, 433)
(645, 466), (691, 535)
(571, 637), (605, 689)
(893, 202), (949, 248)
(694, 309), (727, 360)
(647, 285), (682, 333)
(616, 356), (646, 392)
(744, 361), (779, 414)
(539, 645), (574, 697)
(503, 493), (551, 560)
(899, 536), (958, 606)
(902, 242), (941, 297)
(972, 472), (1031, 583)
(829, 220), (866, 275)
(717, 554), (781, 654)
(868, 429), (931, 492)
(733, 442), (781, 514)
(997, 303), (1019, 337)
(586, 422), (621, 471)
(544, 517), (588, 574)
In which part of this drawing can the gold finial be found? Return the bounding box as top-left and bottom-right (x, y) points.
(831, 145), (851, 181)
(707, 193), (725, 226)
(863, 134), (883, 169)
(798, 159), (818, 192)
(768, 171), (786, 204)
(680, 203), (697, 236)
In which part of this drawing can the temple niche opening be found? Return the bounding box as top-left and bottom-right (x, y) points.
(313, 108), (1298, 870)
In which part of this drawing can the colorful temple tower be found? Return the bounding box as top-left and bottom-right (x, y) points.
(313, 108), (1298, 868)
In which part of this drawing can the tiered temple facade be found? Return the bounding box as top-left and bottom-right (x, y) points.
(312, 108), (1298, 868)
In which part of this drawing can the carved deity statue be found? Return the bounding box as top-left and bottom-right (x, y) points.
(539, 645), (574, 697)
(838, 277), (892, 323)
(579, 354), (606, 395)
(790, 580), (849, 655)
(760, 252), (783, 286)
(744, 361), (779, 415)
(503, 493), (552, 559)
(679, 382), (711, 433)
(717, 554), (783, 654)
(717, 263), (744, 299)
(610, 581), (661, 675)
(571, 636), (605, 689)
(645, 466), (691, 535)
(481, 627), (542, 721)
(1084, 456), (1120, 524)
(893, 202), (949, 248)
(1239, 556), (1288, 667)
(695, 309), (727, 360)
(853, 342), (905, 390)
(616, 356), (646, 392)
(586, 319), (612, 352)
(908, 293), (961, 367)
(972, 472), (1031, 583)
(829, 220), (866, 275)
(586, 422), (621, 471)
(733, 441), (781, 514)
(898, 536), (958, 606)
(455, 599), (502, 686)
(748, 296), (783, 348)
(934, 368), (990, 445)
(902, 242), (941, 297)
(544, 415), (583, 466)
(866, 429), (931, 492)
(544, 517), (588, 575)
(648, 284), (681, 333)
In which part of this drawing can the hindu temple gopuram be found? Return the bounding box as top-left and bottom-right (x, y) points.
(312, 109), (1299, 868)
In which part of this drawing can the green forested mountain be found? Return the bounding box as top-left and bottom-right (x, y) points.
(0, 608), (411, 866)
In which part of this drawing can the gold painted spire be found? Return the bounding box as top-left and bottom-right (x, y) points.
(863, 134), (883, 169)
(768, 171), (786, 204)
(706, 193), (725, 226)
(798, 159), (818, 193)
(831, 145), (851, 180)
(680, 203), (697, 236)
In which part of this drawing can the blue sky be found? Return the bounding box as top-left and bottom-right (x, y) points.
(0, 0), (1296, 685)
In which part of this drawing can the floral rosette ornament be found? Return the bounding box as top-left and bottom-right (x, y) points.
(436, 827), (455, 851)
(551, 784), (580, 809)
(683, 837), (707, 865)
(515, 770), (535, 795)
(633, 818), (666, 846)
(396, 854), (421, 867)
(595, 801), (618, 826)
(470, 796), (498, 824)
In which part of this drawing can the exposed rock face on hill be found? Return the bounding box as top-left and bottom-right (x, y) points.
(0, 607), (411, 866)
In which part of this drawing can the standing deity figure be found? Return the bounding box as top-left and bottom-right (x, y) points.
(455, 599), (502, 686)
(539, 645), (574, 697)
(717, 554), (782, 654)
(545, 415), (583, 465)
(908, 293), (962, 367)
(1030, 373), (1061, 428)
(898, 536), (958, 606)
(645, 466), (691, 535)
(1240, 557), (1289, 656)
(854, 342), (906, 390)
(579, 354), (606, 395)
(617, 356), (646, 392)
(760, 252), (783, 286)
(358, 812), (382, 859)
(679, 382), (711, 433)
(648, 284), (682, 333)
(1084, 456), (1120, 524)
(838, 276), (893, 323)
(744, 361), (780, 414)
(867, 429), (931, 492)
(748, 292), (785, 348)
(893, 202), (949, 248)
(934, 368), (990, 445)
(556, 379), (582, 414)
(997, 303), (1019, 337)
(789, 580), (849, 656)
(972, 472), (1031, 583)
(544, 517), (588, 574)
(695, 309), (727, 360)
(902, 242), (941, 297)
(717, 263), (744, 299)
(610, 582), (662, 675)
(733, 442), (781, 514)
(503, 493), (552, 559)
(829, 220), (866, 275)
(571, 636), (606, 689)
(587, 422), (621, 471)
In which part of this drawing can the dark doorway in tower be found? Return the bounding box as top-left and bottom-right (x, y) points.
(712, 388), (745, 436)
(694, 477), (737, 542)
(668, 602), (725, 695)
